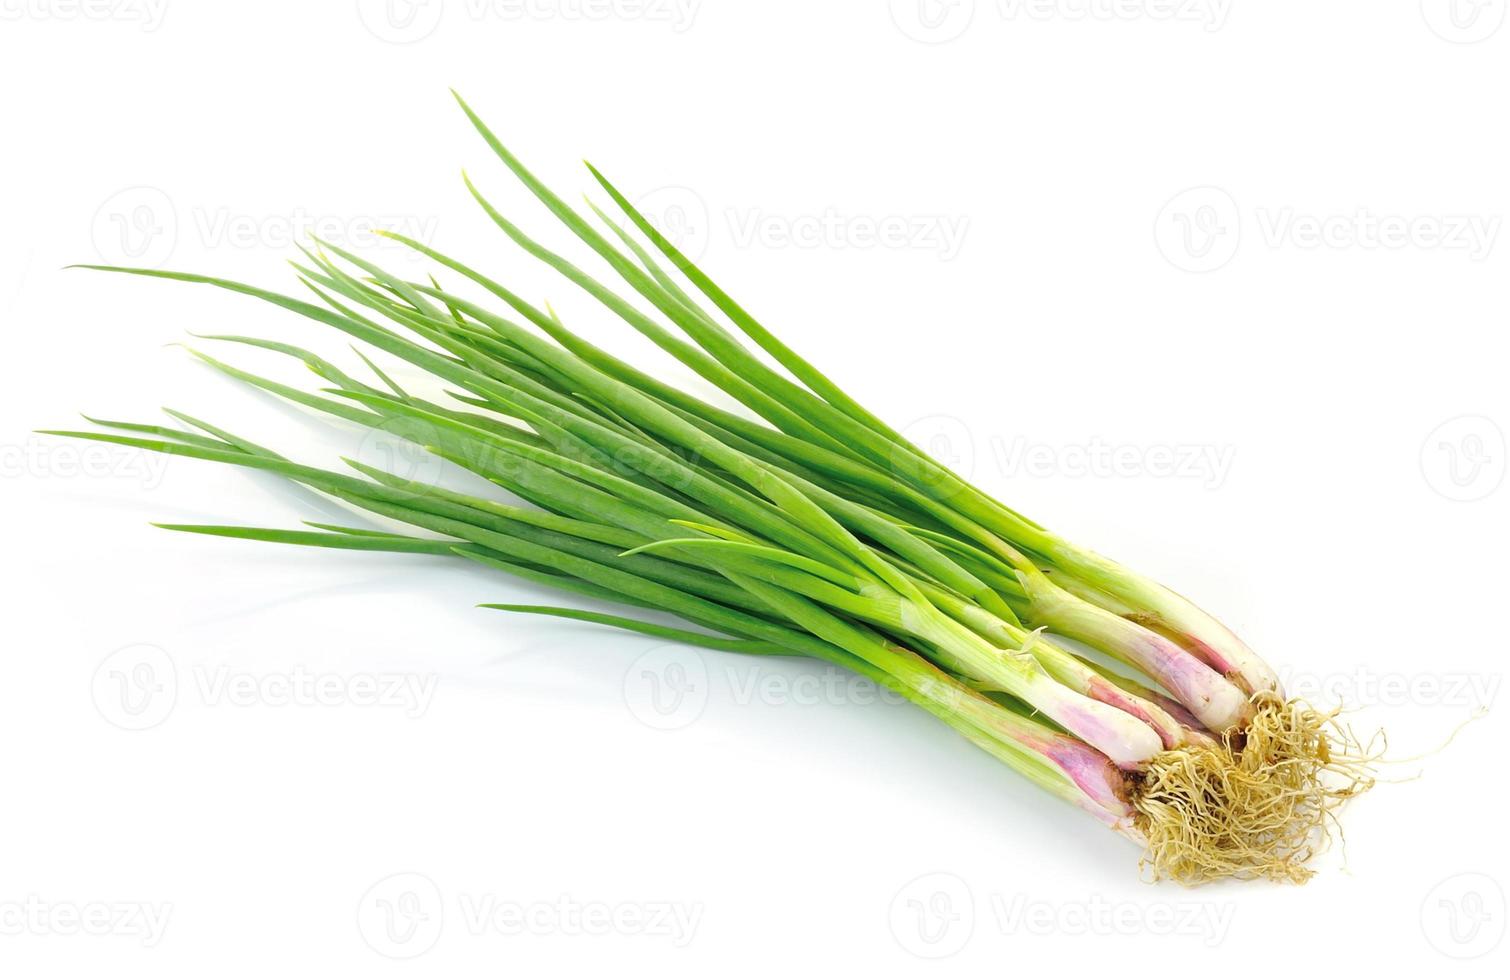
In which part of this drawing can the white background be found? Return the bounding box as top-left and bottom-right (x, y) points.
(2, 1), (1507, 975)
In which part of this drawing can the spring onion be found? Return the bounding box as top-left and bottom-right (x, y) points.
(48, 91), (1376, 883)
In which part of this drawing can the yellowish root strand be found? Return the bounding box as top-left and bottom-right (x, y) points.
(1131, 693), (1379, 885)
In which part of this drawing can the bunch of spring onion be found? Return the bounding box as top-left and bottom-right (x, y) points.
(50, 92), (1374, 883)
